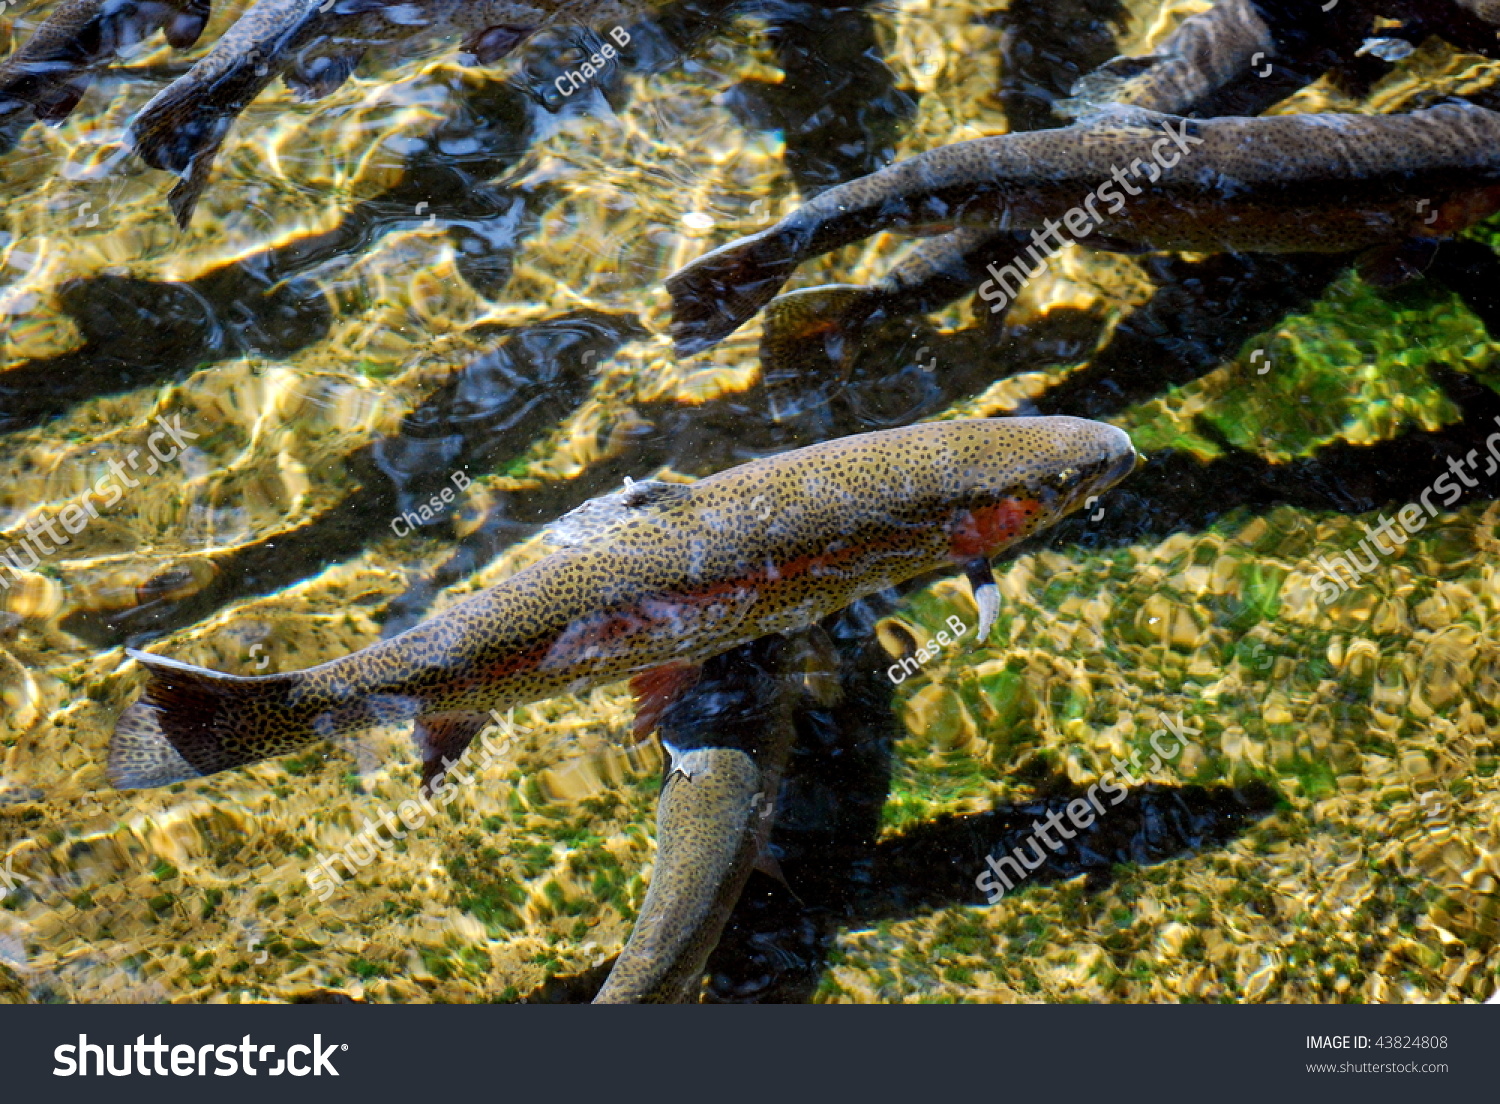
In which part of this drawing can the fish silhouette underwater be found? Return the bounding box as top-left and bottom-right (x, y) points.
(666, 101), (1500, 357)
(126, 0), (653, 226)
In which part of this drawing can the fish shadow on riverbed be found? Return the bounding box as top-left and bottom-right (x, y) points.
(525, 597), (1278, 1003)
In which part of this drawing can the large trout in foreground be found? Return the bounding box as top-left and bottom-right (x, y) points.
(108, 417), (1137, 792)
(666, 101), (1500, 356)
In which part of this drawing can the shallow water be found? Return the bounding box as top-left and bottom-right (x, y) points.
(3, 0), (1500, 1003)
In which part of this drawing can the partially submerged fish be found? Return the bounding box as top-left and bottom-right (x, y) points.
(1061, 0), (1272, 116)
(593, 633), (800, 1003)
(0, 0), (211, 150)
(666, 101), (1500, 356)
(755, 228), (1034, 389)
(128, 0), (643, 226)
(108, 416), (1137, 792)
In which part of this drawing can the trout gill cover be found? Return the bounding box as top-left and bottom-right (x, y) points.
(107, 416), (1137, 794)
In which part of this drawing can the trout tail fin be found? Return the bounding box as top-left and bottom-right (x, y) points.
(666, 223), (810, 357)
(762, 284), (884, 378)
(108, 650), (318, 788)
(129, 36), (282, 229)
(129, 85), (233, 228)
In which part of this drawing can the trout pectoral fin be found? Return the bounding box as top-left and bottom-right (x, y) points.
(413, 711), (492, 794)
(964, 558), (1000, 642)
(631, 663), (703, 742)
(1356, 239), (1439, 288)
(753, 847), (795, 895)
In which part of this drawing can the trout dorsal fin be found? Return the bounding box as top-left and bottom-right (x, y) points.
(1056, 55), (1164, 119)
(1069, 102), (1179, 139)
(544, 478), (692, 548)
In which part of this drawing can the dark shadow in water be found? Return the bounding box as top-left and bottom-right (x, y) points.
(0, 271), (332, 434)
(723, 0), (916, 197)
(992, 0), (1127, 131)
(0, 0), (747, 435)
(701, 596), (1275, 1002)
(0, 71), (539, 435)
(59, 312), (637, 646)
(1050, 362), (1500, 552)
(1031, 252), (1352, 420)
(522, 595), (1276, 1003)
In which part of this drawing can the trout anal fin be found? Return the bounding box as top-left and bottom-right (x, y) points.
(413, 712), (492, 795)
(964, 558), (1000, 641)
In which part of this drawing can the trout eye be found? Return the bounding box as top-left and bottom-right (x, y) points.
(1045, 467), (1083, 494)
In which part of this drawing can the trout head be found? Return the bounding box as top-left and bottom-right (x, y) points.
(944, 416), (1138, 562)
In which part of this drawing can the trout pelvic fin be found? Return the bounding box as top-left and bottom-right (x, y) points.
(412, 711), (493, 795)
(964, 558), (1000, 641)
(632, 665), (703, 743)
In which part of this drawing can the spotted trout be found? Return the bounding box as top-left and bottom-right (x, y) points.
(666, 101), (1500, 356)
(593, 633), (800, 1003)
(0, 0), (211, 150)
(108, 417), (1137, 792)
(128, 0), (647, 227)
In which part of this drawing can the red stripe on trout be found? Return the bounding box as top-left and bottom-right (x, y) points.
(947, 497), (1046, 560)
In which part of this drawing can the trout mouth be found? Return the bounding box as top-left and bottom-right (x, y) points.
(1038, 427), (1140, 519)
(1104, 437), (1142, 485)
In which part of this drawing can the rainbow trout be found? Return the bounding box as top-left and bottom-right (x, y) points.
(109, 417), (1137, 792)
(128, 0), (644, 226)
(667, 101), (1500, 356)
(1064, 0), (1273, 116)
(594, 633), (800, 1003)
(0, 0), (211, 147)
(594, 744), (770, 1001)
